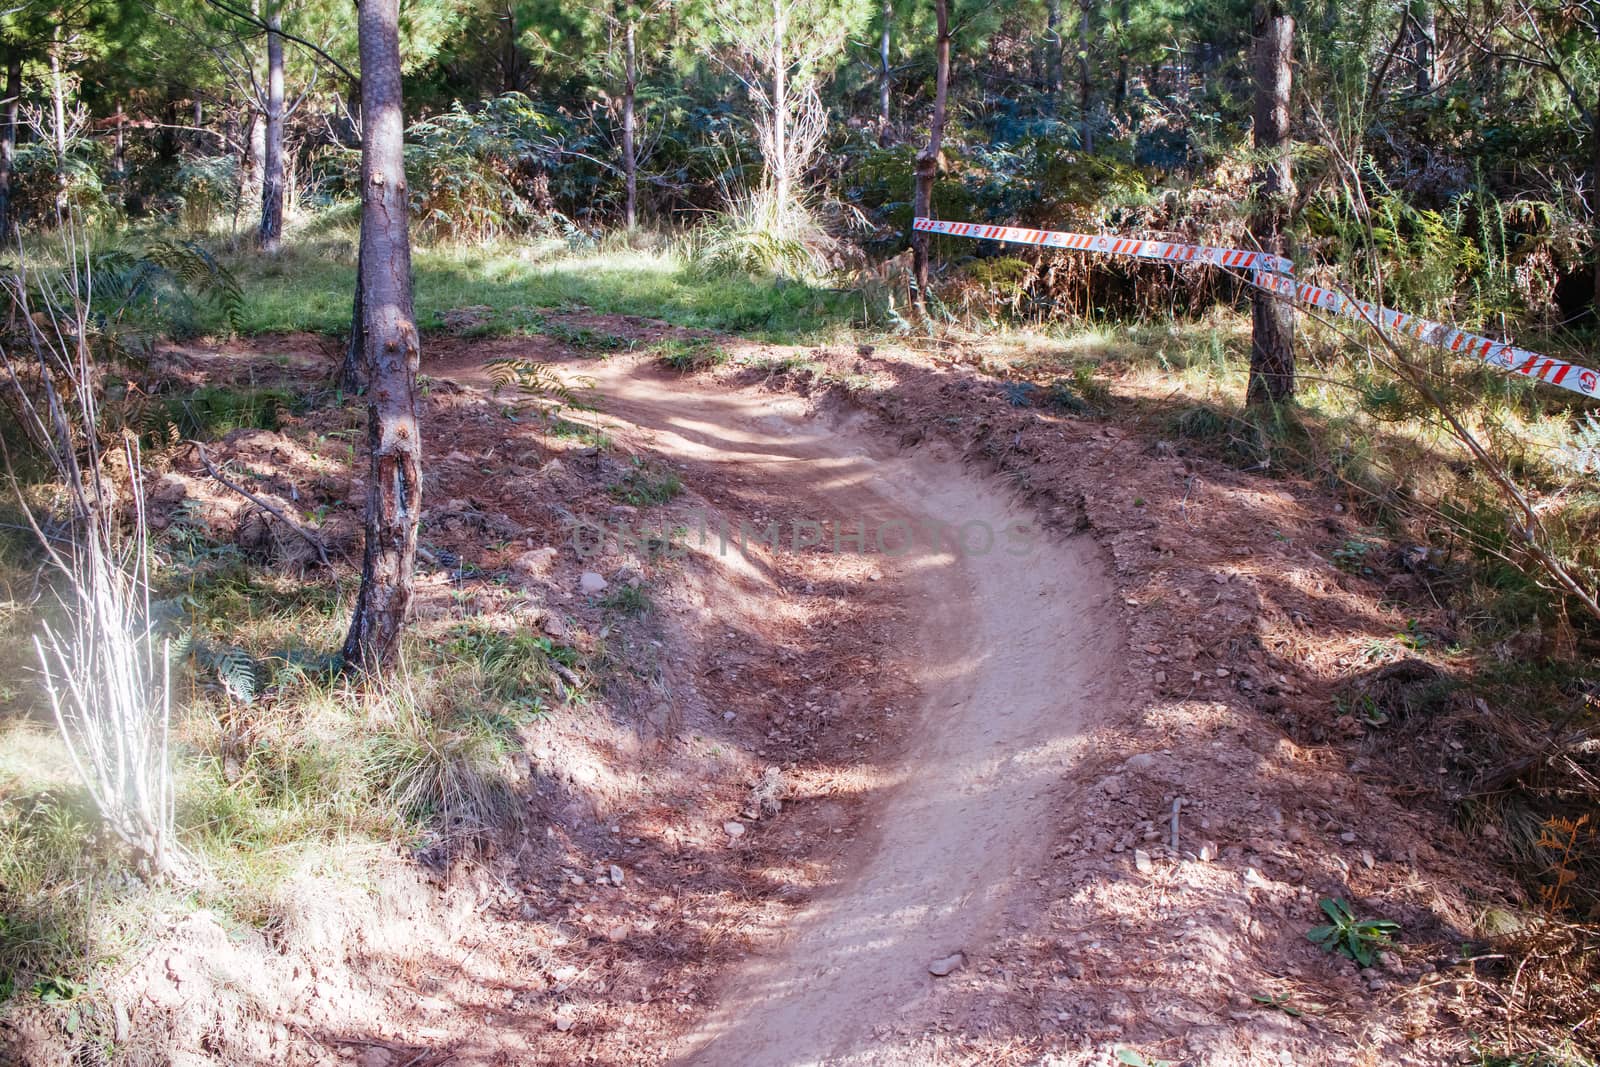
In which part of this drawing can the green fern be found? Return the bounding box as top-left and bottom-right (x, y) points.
(91, 240), (245, 335)
(1558, 412), (1600, 476)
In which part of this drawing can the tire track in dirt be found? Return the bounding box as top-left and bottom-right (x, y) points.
(576, 361), (1125, 1066)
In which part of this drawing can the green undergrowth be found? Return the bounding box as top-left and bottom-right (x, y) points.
(0, 503), (599, 1008)
(181, 230), (863, 341)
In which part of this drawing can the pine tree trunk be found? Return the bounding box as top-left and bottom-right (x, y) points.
(259, 14), (286, 253)
(0, 53), (21, 242)
(342, 0), (422, 675)
(1045, 0), (1062, 115)
(114, 102), (128, 210)
(911, 0), (950, 313)
(622, 19), (637, 230)
(771, 0), (789, 206)
(1077, 0), (1093, 152)
(1114, 0), (1129, 109)
(878, 0), (893, 145)
(1247, 1), (1296, 408)
(48, 45), (69, 219)
(1592, 89), (1600, 313)
(1410, 0), (1435, 94)
(340, 243), (365, 393)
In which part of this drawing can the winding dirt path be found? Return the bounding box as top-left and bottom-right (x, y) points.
(580, 361), (1125, 1066)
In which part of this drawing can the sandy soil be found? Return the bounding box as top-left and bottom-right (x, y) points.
(582, 364), (1123, 1065)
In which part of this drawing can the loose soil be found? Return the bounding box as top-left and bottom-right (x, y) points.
(2, 314), (1532, 1067)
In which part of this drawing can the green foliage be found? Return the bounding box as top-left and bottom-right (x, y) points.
(174, 156), (239, 232)
(656, 337), (728, 372)
(399, 94), (569, 240)
(610, 459), (683, 505)
(1307, 897), (1401, 967)
(144, 385), (294, 442)
(601, 583), (652, 617)
(92, 239), (246, 338)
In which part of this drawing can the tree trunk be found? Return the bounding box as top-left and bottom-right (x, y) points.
(1410, 0), (1435, 94)
(342, 0), (422, 675)
(622, 18), (637, 230)
(0, 53), (21, 242)
(1045, 0), (1062, 115)
(878, 0), (893, 145)
(340, 243), (365, 393)
(1077, 0), (1093, 152)
(1247, 1), (1296, 408)
(1592, 88), (1600, 313)
(911, 0), (950, 314)
(771, 0), (789, 206)
(113, 102), (127, 209)
(1114, 0), (1129, 109)
(259, 13), (286, 253)
(47, 44), (68, 218)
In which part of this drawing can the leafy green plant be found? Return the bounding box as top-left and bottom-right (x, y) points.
(601, 584), (652, 617)
(1250, 992), (1303, 1017)
(657, 337), (729, 373)
(610, 459), (682, 506)
(1115, 1048), (1177, 1067)
(1307, 897), (1401, 966)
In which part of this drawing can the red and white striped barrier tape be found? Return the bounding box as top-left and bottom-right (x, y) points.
(1249, 270), (1599, 399)
(912, 216), (1294, 276)
(914, 215), (1600, 400)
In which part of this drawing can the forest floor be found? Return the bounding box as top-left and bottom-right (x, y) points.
(1, 308), (1555, 1066)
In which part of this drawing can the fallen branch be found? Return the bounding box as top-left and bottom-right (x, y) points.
(190, 441), (332, 570)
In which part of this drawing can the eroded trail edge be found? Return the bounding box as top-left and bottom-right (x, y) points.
(583, 361), (1125, 1066)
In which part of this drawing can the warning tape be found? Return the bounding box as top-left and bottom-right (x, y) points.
(913, 215), (1600, 401)
(912, 216), (1294, 276)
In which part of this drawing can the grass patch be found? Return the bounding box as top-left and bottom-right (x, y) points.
(198, 235), (861, 342)
(657, 337), (730, 372)
(609, 459), (683, 506)
(600, 584), (652, 617)
(144, 384), (297, 442)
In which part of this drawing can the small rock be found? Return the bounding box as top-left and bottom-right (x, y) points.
(1340, 831), (1357, 844)
(928, 952), (965, 977)
(1134, 849), (1154, 874)
(723, 821), (746, 839)
(543, 459), (565, 476)
(514, 546), (559, 576)
(554, 1014), (575, 1032)
(541, 615), (569, 638)
(610, 864), (625, 886)
(1198, 842), (1217, 862)
(723, 711), (737, 721)
(580, 571), (609, 595)
(606, 924), (631, 942)
(1377, 950), (1403, 974)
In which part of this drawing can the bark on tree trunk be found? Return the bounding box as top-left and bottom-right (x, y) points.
(259, 13), (286, 253)
(1045, 0), (1062, 115)
(48, 44), (68, 218)
(340, 243), (365, 393)
(878, 0), (893, 145)
(771, 0), (789, 207)
(622, 18), (638, 230)
(342, 0), (422, 675)
(911, 0), (950, 314)
(1247, 1), (1296, 408)
(1592, 89), (1600, 312)
(1410, 0), (1435, 94)
(1114, 0), (1129, 109)
(1077, 0), (1093, 152)
(113, 102), (127, 207)
(0, 53), (21, 242)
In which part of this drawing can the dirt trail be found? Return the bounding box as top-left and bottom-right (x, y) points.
(579, 361), (1125, 1065)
